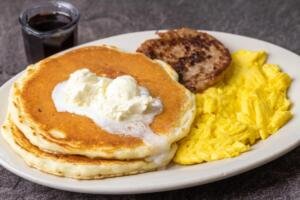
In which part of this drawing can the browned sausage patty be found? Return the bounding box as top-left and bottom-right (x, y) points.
(136, 28), (231, 92)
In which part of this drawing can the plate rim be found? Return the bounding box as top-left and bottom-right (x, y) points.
(0, 30), (299, 194)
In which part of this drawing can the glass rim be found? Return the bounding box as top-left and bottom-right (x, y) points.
(19, 1), (80, 37)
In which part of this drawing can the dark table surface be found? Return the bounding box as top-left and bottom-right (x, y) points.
(0, 0), (299, 199)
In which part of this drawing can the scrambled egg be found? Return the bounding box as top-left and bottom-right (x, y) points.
(174, 50), (292, 165)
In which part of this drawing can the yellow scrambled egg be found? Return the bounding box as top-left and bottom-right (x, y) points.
(174, 50), (292, 165)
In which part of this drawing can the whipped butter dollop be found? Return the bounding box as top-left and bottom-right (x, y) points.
(52, 68), (168, 162)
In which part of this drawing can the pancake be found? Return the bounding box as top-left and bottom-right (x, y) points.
(1, 118), (176, 179)
(11, 46), (196, 159)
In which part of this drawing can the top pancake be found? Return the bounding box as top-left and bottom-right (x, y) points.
(12, 46), (195, 159)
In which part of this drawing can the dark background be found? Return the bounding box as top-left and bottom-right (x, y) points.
(0, 0), (299, 199)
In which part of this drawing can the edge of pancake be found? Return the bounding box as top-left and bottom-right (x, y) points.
(12, 45), (196, 159)
(9, 85), (152, 158)
(1, 117), (177, 179)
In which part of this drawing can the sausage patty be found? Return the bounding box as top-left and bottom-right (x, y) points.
(136, 28), (231, 92)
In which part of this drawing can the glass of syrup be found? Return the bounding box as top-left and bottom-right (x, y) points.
(19, 1), (80, 64)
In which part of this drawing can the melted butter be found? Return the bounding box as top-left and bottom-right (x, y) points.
(52, 68), (169, 163)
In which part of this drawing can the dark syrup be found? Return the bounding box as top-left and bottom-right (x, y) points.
(22, 12), (77, 63)
(28, 12), (71, 31)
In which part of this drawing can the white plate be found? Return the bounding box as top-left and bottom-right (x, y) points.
(0, 31), (299, 194)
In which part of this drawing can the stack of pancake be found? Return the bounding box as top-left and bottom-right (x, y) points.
(1, 46), (196, 179)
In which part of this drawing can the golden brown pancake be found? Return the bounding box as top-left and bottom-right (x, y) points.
(1, 117), (177, 179)
(11, 46), (196, 159)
